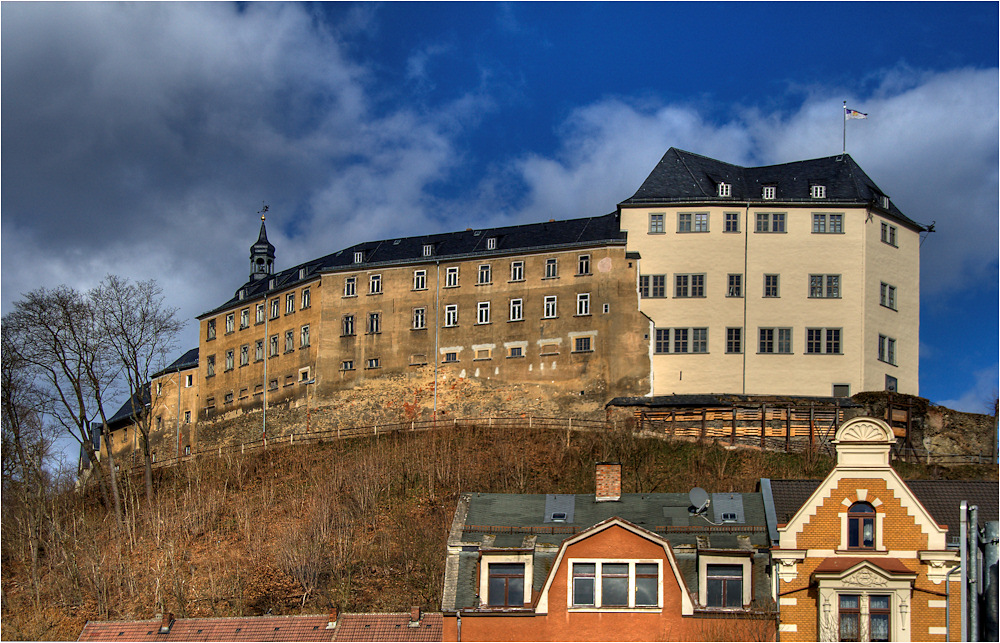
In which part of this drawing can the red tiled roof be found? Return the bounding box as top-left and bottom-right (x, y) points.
(78, 615), (335, 642)
(812, 557), (915, 576)
(333, 613), (442, 642)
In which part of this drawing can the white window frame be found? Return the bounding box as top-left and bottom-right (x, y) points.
(300, 325), (310, 348)
(478, 264), (491, 285)
(510, 261), (524, 282)
(444, 304), (458, 327)
(354, 251), (364, 263)
(369, 274), (382, 294)
(225, 349), (234, 371)
(578, 254), (591, 275)
(477, 301), (491, 325)
(565, 559), (662, 611)
(717, 182), (731, 197)
(344, 276), (357, 297)
(225, 313), (235, 334)
(698, 556), (752, 608)
(367, 312), (381, 334)
(509, 298), (523, 322)
(543, 295), (557, 319)
(284, 330), (294, 353)
(240, 308), (249, 329)
(239, 344), (249, 366)
(811, 184), (826, 199)
(270, 298), (280, 319)
(412, 307), (426, 330)
(423, 244), (434, 257)
(255, 340), (264, 362)
(413, 269), (427, 290)
(301, 288), (310, 309)
(486, 237), (497, 250)
(544, 258), (558, 279)
(445, 266), (459, 288)
(342, 314), (355, 336)
(762, 185), (776, 200)
(576, 293), (591, 316)
(285, 293), (295, 314)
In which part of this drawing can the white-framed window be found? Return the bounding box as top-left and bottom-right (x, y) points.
(717, 182), (731, 197)
(478, 264), (491, 284)
(354, 251), (364, 263)
(445, 266), (459, 287)
(444, 304), (458, 327)
(270, 298), (280, 319)
(369, 274), (382, 294)
(225, 349), (234, 371)
(880, 283), (897, 310)
(207, 319), (216, 340)
(156, 381), (163, 396)
(726, 327), (742, 354)
(486, 237), (497, 250)
(806, 328), (842, 354)
(810, 184), (826, 198)
(301, 287), (311, 309)
(759, 328), (792, 354)
(649, 213), (665, 234)
(485, 560), (528, 607)
(699, 556), (751, 608)
(341, 360), (355, 371)
(675, 274), (705, 298)
(578, 254), (591, 275)
(809, 274), (841, 298)
(477, 301), (491, 325)
(255, 340), (264, 362)
(762, 185), (776, 200)
(255, 303), (264, 324)
(878, 335), (896, 365)
(412, 307), (426, 330)
(413, 269), (427, 290)
(727, 274), (742, 298)
(342, 314), (355, 336)
(509, 298), (523, 322)
(366, 357), (380, 369)
(225, 313), (235, 334)
(240, 308), (249, 329)
(724, 212), (740, 232)
(568, 560), (661, 609)
(510, 261), (524, 282)
(576, 293), (591, 316)
(880, 222), (898, 247)
(344, 276), (357, 297)
(423, 243), (434, 257)
(284, 330), (294, 352)
(763, 274), (780, 298)
(285, 293), (295, 314)
(367, 312), (381, 334)
(185, 374), (193, 387)
(755, 212), (786, 233)
(543, 296), (557, 318)
(269, 334), (279, 357)
(544, 258), (558, 279)
(239, 344), (249, 366)
(300, 325), (310, 348)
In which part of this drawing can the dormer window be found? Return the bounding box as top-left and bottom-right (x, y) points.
(880, 195), (890, 209)
(423, 244), (434, 257)
(811, 185), (827, 199)
(486, 562), (525, 607)
(699, 557), (751, 608)
(486, 237), (497, 250)
(762, 185), (776, 200)
(354, 251), (364, 264)
(717, 182), (731, 197)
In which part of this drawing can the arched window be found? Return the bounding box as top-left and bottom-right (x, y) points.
(848, 502), (876, 549)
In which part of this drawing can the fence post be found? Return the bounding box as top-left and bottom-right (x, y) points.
(809, 404), (815, 450)
(760, 404), (766, 449)
(529, 415), (533, 429)
(700, 409), (707, 443)
(785, 405), (791, 452)
(731, 406), (737, 446)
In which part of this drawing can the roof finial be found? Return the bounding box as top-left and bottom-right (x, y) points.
(258, 201), (269, 222)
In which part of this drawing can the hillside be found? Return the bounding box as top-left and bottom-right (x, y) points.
(2, 423), (995, 640)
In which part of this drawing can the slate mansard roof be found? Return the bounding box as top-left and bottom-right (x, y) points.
(200, 213), (624, 318)
(621, 147), (923, 231)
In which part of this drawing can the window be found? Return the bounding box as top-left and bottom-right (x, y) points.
(675, 274), (705, 297)
(640, 275), (666, 298)
(813, 213), (844, 233)
(367, 312), (381, 334)
(269, 334), (278, 357)
(445, 267), (459, 287)
(422, 243), (433, 257)
(256, 303), (265, 324)
(206, 355), (215, 377)
(224, 393), (233, 404)
(239, 344), (249, 366)
(764, 274), (780, 298)
(678, 213), (692, 232)
(240, 308), (249, 329)
(412, 307), (426, 330)
(255, 340), (264, 362)
(880, 222), (897, 247)
(225, 349), (234, 371)
(878, 335), (896, 365)
(285, 293), (295, 314)
(571, 561), (659, 608)
(354, 251), (363, 263)
(649, 213), (665, 233)
(833, 384), (851, 398)
(601, 563), (629, 606)
(444, 304), (458, 327)
(869, 595), (891, 642)
(578, 254), (591, 275)
(727, 274), (742, 297)
(184, 411), (191, 424)
(655, 327), (709, 354)
(369, 274), (382, 294)
(342, 314), (355, 336)
(509, 298), (523, 321)
(301, 288), (310, 309)
(573, 563), (596, 606)
(207, 319), (216, 340)
(270, 298), (279, 319)
(706, 565), (743, 608)
(341, 360), (354, 371)
(284, 330), (294, 353)
(810, 274), (841, 298)
(811, 184), (826, 198)
(413, 270), (427, 290)
(508, 345), (523, 358)
(724, 212), (740, 232)
(759, 328), (792, 354)
(487, 563), (524, 607)
(443, 351), (458, 363)
(726, 328), (742, 354)
(486, 237), (497, 250)
(300, 325), (310, 348)
(574, 336), (592, 352)
(807, 328), (842, 354)
(635, 564), (658, 606)
(185, 374), (193, 387)
(576, 293), (590, 316)
(840, 594), (861, 641)
(880, 283), (896, 310)
(755, 212), (786, 232)
(695, 212), (709, 231)
(691, 328), (708, 353)
(510, 261), (524, 281)
(156, 381), (163, 396)
(344, 277), (357, 297)
(366, 358), (380, 369)
(225, 313), (235, 334)
(543, 296), (557, 318)
(673, 328), (689, 353)
(544, 258), (558, 279)
(654, 329), (670, 354)
(477, 264), (491, 285)
(762, 185), (776, 200)
(477, 301), (491, 324)
(717, 182), (731, 197)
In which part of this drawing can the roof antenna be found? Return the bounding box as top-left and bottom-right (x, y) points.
(919, 221), (936, 247)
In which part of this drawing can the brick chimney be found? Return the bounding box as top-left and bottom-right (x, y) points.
(326, 608), (339, 629)
(158, 612), (174, 634)
(595, 462), (621, 502)
(408, 606), (422, 627)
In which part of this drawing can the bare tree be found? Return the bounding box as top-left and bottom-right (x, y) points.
(93, 275), (183, 505)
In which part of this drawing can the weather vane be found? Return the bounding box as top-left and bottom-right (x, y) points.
(258, 201), (269, 221)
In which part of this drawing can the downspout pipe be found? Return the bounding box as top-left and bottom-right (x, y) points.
(962, 500), (968, 641)
(970, 504), (980, 641)
(456, 611), (461, 642)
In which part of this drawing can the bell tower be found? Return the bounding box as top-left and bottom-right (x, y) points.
(250, 214), (275, 282)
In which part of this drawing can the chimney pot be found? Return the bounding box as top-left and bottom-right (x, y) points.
(409, 605), (422, 626)
(595, 462), (622, 502)
(158, 612), (174, 634)
(326, 607), (338, 629)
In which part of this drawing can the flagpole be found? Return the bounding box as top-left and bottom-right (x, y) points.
(842, 101), (847, 154)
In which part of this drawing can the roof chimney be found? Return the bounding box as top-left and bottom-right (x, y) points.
(326, 607), (338, 630)
(595, 462), (621, 502)
(158, 612), (174, 634)
(409, 606), (422, 627)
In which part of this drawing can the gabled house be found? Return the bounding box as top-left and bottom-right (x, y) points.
(441, 463), (775, 641)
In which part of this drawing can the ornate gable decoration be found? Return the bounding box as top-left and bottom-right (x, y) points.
(833, 417), (894, 467)
(836, 419), (893, 444)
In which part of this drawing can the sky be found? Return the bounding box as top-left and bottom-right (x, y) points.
(2, 1), (998, 416)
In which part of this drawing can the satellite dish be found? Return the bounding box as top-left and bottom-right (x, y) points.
(688, 487), (710, 514)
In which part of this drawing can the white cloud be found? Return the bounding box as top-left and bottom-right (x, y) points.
(937, 364), (999, 414)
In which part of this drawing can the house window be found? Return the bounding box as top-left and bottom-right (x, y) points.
(573, 563), (596, 606)
(206, 355), (216, 377)
(207, 319), (216, 340)
(810, 274), (841, 298)
(807, 328), (842, 354)
(755, 212), (786, 232)
(185, 374), (193, 387)
(762, 185), (776, 200)
(354, 251), (364, 263)
(694, 212), (709, 231)
(649, 213), (665, 233)
(759, 328), (792, 354)
(706, 565), (743, 607)
(342, 315), (355, 336)
(878, 335), (896, 365)
(478, 264), (491, 284)
(423, 244), (434, 257)
(848, 502), (876, 549)
(726, 328), (742, 354)
(764, 274), (780, 298)
(285, 293), (295, 314)
(413, 270), (427, 290)
(574, 336), (592, 353)
(269, 335), (279, 357)
(444, 304), (458, 327)
(443, 352), (458, 363)
(412, 307), (426, 330)
(640, 275), (666, 298)
(445, 267), (459, 287)
(576, 293), (590, 316)
(224, 350), (234, 371)
(344, 277), (357, 297)
(255, 340), (264, 362)
(224, 393), (233, 404)
(300, 325), (310, 348)
(270, 298), (279, 319)
(510, 261), (524, 282)
(256, 303), (265, 324)
(369, 274), (382, 294)
(727, 274), (742, 297)
(675, 274), (705, 297)
(839, 594), (861, 641)
(673, 328), (689, 353)
(487, 563), (524, 607)
(184, 411), (191, 424)
(885, 375), (898, 392)
(691, 328), (708, 353)
(601, 563), (629, 606)
(880, 283), (897, 310)
(366, 358), (380, 369)
(509, 298), (523, 322)
(571, 561), (660, 608)
(225, 313), (235, 334)
(367, 312), (381, 334)
(544, 258), (558, 279)
(508, 346), (524, 358)
(543, 296), (557, 318)
(240, 308), (249, 329)
(724, 212), (740, 232)
(869, 595), (891, 642)
(301, 288), (310, 309)
(341, 360), (354, 371)
(654, 329), (669, 354)
(880, 222), (898, 247)
(678, 213), (692, 232)
(239, 344), (249, 366)
(813, 213), (844, 233)
(635, 564), (658, 606)
(477, 302), (491, 324)
(811, 184), (826, 198)
(717, 182), (731, 197)
(578, 254), (591, 275)
(284, 330), (294, 353)
(486, 237), (497, 250)
(833, 384), (852, 398)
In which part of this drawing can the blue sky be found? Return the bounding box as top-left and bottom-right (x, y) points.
(2, 1), (997, 415)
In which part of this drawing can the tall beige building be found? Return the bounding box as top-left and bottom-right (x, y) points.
(618, 148), (924, 397)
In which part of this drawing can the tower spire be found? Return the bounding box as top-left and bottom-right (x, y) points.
(250, 205), (275, 282)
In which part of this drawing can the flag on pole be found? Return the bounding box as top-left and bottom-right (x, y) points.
(845, 107), (868, 120)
